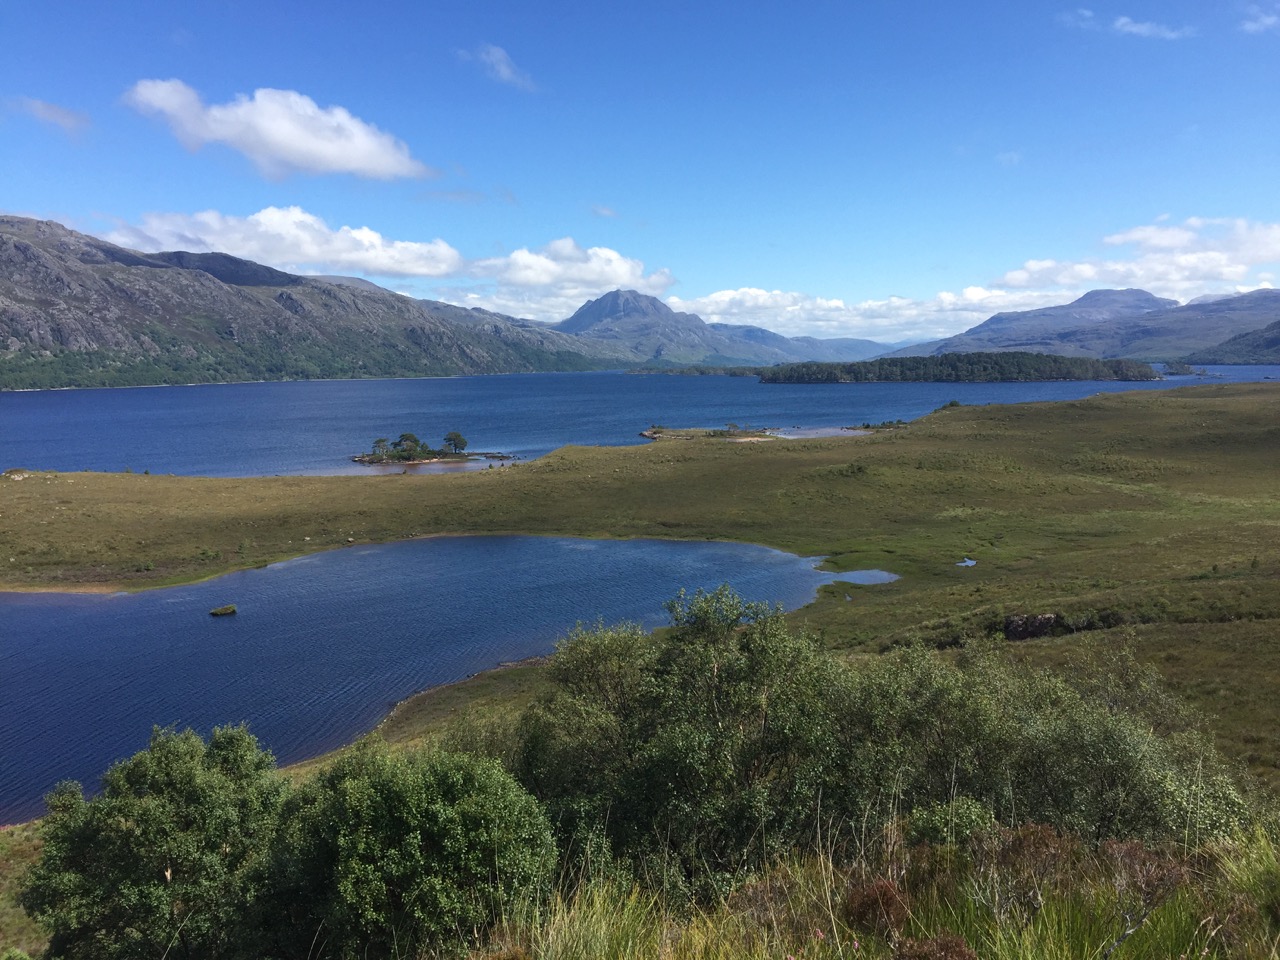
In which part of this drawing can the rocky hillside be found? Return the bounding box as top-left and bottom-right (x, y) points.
(0, 217), (627, 388)
(889, 288), (1280, 361)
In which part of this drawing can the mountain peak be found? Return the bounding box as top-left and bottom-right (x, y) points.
(1068, 288), (1178, 311)
(556, 289), (677, 334)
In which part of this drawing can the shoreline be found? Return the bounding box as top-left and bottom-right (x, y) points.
(0, 528), (838, 597)
(372, 655), (550, 736)
(351, 451), (512, 467)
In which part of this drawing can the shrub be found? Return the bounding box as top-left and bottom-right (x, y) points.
(517, 586), (844, 891)
(262, 740), (554, 958)
(19, 726), (286, 960)
(826, 646), (1249, 844)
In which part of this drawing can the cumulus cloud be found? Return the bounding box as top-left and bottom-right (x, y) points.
(124, 80), (430, 179)
(12, 97), (89, 135)
(671, 218), (1280, 341)
(1242, 4), (1280, 32)
(1111, 15), (1195, 39)
(1000, 217), (1280, 296)
(108, 206), (463, 277)
(106, 206), (672, 322)
(459, 44), (536, 91)
(459, 238), (673, 318)
(103, 206), (1280, 339)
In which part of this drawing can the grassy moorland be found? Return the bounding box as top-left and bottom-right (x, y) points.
(2, 381), (1279, 957)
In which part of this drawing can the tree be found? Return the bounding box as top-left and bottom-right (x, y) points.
(392, 432), (421, 455)
(370, 437), (390, 458)
(443, 431), (468, 455)
(261, 740), (554, 958)
(20, 726), (287, 960)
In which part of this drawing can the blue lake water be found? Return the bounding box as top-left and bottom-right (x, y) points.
(3, 367), (1278, 476)
(0, 536), (865, 822)
(3, 366), (1279, 821)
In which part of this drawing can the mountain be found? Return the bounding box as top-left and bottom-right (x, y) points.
(0, 216), (627, 389)
(555, 289), (888, 364)
(887, 288), (1280, 361)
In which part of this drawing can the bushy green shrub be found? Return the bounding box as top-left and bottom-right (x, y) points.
(517, 586), (843, 890)
(826, 646), (1248, 844)
(262, 739), (554, 959)
(517, 590), (1250, 896)
(19, 726), (286, 960)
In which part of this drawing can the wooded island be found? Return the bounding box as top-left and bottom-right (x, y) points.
(352, 431), (469, 464)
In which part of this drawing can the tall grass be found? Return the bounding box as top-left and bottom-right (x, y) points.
(469, 829), (1280, 960)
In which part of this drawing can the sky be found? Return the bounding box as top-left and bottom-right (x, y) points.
(3, 0), (1279, 343)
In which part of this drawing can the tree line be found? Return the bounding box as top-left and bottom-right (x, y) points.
(756, 353), (1160, 383)
(640, 352), (1161, 383)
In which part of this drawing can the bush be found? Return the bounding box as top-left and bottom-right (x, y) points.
(826, 646), (1249, 843)
(261, 740), (554, 958)
(517, 586), (843, 891)
(518, 592), (1251, 898)
(19, 726), (286, 960)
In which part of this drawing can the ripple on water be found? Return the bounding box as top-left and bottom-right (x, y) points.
(0, 535), (897, 822)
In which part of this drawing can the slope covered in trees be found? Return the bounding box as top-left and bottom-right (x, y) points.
(756, 352), (1160, 383)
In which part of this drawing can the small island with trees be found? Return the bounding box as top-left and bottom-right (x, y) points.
(352, 431), (511, 466)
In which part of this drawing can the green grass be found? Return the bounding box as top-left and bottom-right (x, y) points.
(0, 825), (43, 955)
(470, 832), (1280, 959)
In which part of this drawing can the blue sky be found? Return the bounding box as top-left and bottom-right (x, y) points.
(4, 0), (1279, 341)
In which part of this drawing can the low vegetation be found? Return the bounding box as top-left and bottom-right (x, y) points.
(3, 382), (1280, 956)
(7, 588), (1278, 958)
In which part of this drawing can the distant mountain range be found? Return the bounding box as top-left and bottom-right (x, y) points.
(3, 216), (1277, 391)
(889, 288), (1280, 362)
(0, 217), (892, 389)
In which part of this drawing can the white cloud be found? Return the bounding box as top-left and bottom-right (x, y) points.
(995, 151), (1022, 167)
(592, 205), (618, 218)
(1112, 15), (1195, 39)
(459, 44), (536, 91)
(102, 207), (1280, 340)
(668, 287), (1068, 343)
(105, 206), (671, 322)
(12, 97), (89, 135)
(108, 206), (463, 277)
(459, 238), (673, 319)
(1242, 4), (1280, 32)
(1000, 217), (1280, 296)
(124, 80), (429, 179)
